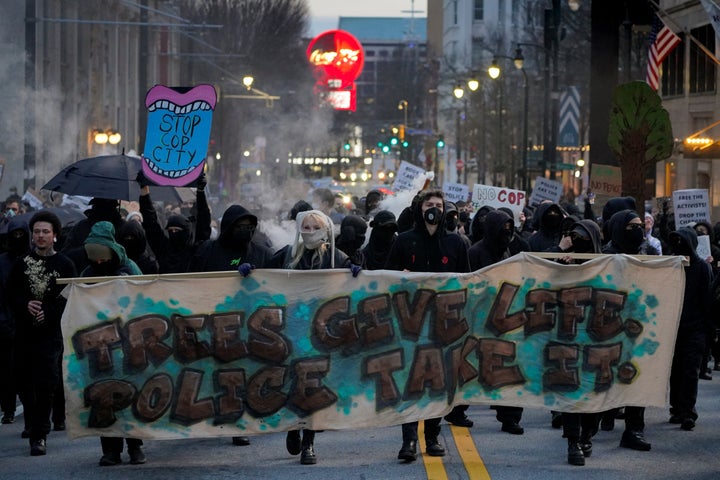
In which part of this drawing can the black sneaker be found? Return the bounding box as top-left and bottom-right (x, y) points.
(129, 447), (147, 464)
(444, 412), (474, 428)
(619, 430), (651, 451)
(425, 437), (446, 457)
(1, 414), (14, 424)
(397, 440), (417, 461)
(680, 418), (695, 431)
(286, 430), (301, 455)
(99, 452), (122, 466)
(501, 421), (524, 435)
(30, 439), (47, 456)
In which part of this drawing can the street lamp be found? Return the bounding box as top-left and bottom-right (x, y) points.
(242, 75), (254, 90)
(488, 55), (527, 190)
(453, 83), (465, 99)
(467, 73), (480, 92)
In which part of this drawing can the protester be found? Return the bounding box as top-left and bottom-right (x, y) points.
(79, 221), (146, 465)
(267, 209), (358, 465)
(667, 227), (713, 431)
(644, 213), (662, 255)
(138, 174), (210, 273)
(335, 214), (368, 266)
(556, 219), (603, 466)
(189, 203), (273, 447)
(601, 209), (653, 451)
(385, 190), (470, 461)
(117, 219), (158, 274)
(362, 210), (397, 270)
(528, 202), (566, 252)
(0, 217), (30, 426)
(468, 209), (525, 435)
(7, 211), (76, 456)
(311, 188), (345, 225)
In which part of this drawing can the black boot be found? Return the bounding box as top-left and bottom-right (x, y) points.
(620, 430), (651, 451)
(425, 436), (446, 457)
(300, 430), (317, 465)
(579, 431), (593, 457)
(567, 439), (585, 466)
(398, 440), (417, 461)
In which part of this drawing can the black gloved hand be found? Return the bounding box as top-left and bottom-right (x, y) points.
(350, 264), (362, 278)
(136, 170), (150, 188)
(196, 172), (207, 191)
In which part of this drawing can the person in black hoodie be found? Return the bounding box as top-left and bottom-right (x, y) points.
(385, 190), (470, 461)
(557, 219), (603, 466)
(117, 220), (158, 274)
(362, 210), (397, 270)
(667, 226), (713, 431)
(601, 209), (653, 451)
(335, 214), (368, 266)
(691, 220), (719, 380)
(138, 175), (210, 273)
(0, 217), (30, 425)
(468, 210), (525, 435)
(189, 204), (273, 447)
(469, 205), (495, 244)
(528, 202), (566, 252)
(190, 204), (273, 273)
(61, 198), (125, 272)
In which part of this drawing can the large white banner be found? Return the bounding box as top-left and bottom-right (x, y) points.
(61, 253), (685, 440)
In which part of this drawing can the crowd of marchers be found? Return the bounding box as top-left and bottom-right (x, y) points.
(0, 177), (718, 468)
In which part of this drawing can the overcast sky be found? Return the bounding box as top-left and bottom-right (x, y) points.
(306, 0), (424, 35)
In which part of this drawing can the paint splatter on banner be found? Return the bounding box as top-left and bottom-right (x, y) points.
(61, 253), (685, 440)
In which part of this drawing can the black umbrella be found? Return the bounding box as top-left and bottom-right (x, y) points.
(42, 155), (143, 201)
(42, 155), (194, 204)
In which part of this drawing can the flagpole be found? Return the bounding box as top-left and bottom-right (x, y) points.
(648, 0), (720, 66)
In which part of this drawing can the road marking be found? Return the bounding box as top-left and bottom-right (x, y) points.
(450, 425), (491, 480)
(418, 423), (449, 480)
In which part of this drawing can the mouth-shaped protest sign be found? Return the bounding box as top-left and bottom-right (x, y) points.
(142, 84), (217, 186)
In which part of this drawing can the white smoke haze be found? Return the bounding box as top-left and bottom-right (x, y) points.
(376, 170), (434, 220)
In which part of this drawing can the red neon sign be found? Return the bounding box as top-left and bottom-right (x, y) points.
(307, 30), (365, 87)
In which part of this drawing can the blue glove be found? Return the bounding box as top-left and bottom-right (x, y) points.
(238, 263), (255, 277)
(350, 264), (362, 278)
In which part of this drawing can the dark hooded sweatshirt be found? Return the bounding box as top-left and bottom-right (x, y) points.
(602, 210), (655, 255)
(385, 200), (470, 273)
(528, 203), (565, 252)
(190, 205), (274, 272)
(468, 210), (514, 269)
(0, 217), (30, 339)
(117, 220), (158, 274)
(669, 227), (713, 335)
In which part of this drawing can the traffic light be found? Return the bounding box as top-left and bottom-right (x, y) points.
(402, 140), (409, 148)
(436, 134), (445, 149)
(389, 136), (399, 146)
(381, 144), (390, 153)
(343, 141), (351, 151)
(399, 125), (405, 142)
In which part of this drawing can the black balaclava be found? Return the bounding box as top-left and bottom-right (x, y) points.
(7, 229), (30, 256)
(166, 214), (192, 249)
(337, 215), (368, 252)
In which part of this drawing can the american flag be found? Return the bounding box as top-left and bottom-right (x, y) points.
(646, 15), (682, 91)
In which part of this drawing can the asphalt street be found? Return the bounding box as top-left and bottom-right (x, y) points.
(1, 378), (719, 479)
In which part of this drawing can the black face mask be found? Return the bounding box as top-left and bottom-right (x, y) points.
(92, 257), (120, 277)
(543, 214), (562, 230)
(7, 233), (29, 256)
(372, 227), (396, 243)
(232, 229), (254, 246)
(121, 236), (144, 258)
(572, 237), (594, 253)
(623, 227), (645, 252)
(168, 230), (190, 248)
(424, 207), (442, 226)
(458, 211), (469, 224)
(446, 215), (458, 232)
(673, 238), (693, 256)
(498, 226), (513, 248)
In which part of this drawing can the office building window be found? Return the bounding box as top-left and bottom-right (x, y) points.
(661, 33), (684, 96)
(689, 24), (715, 94)
(474, 0), (484, 20)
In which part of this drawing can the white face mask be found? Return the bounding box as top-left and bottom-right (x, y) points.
(301, 230), (327, 250)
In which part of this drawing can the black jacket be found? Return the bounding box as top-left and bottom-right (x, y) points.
(385, 202), (470, 273)
(139, 190), (210, 273)
(0, 217), (30, 338)
(528, 203), (564, 252)
(670, 227), (714, 336)
(469, 210), (513, 270)
(190, 205), (273, 272)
